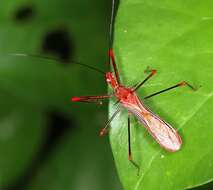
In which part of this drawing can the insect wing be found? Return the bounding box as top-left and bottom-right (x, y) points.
(141, 111), (182, 151)
(123, 101), (182, 152)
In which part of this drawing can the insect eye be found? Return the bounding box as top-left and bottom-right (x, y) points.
(106, 78), (111, 82)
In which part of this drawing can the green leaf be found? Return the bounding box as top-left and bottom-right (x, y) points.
(110, 1), (213, 190)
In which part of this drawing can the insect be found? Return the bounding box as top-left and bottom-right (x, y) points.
(71, 46), (196, 172)
(71, 0), (197, 173)
(9, 0), (196, 174)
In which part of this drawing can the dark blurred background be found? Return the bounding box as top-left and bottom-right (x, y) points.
(0, 0), (122, 189)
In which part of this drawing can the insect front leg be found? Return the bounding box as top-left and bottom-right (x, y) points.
(108, 48), (120, 84)
(127, 113), (140, 175)
(71, 95), (112, 105)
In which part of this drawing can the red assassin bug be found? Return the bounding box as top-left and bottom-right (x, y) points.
(71, 48), (196, 172)
(71, 0), (197, 173)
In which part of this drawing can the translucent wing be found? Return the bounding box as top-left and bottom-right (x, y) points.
(122, 97), (182, 152)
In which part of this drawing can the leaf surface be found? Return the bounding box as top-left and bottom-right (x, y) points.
(110, 1), (213, 189)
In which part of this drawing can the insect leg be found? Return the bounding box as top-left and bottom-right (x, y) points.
(144, 81), (197, 99)
(128, 114), (140, 175)
(132, 69), (157, 92)
(71, 95), (112, 105)
(108, 48), (120, 84)
(99, 107), (120, 136)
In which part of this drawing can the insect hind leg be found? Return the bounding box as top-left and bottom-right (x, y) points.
(144, 81), (198, 100)
(128, 114), (140, 176)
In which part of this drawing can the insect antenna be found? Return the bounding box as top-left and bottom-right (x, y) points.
(7, 53), (105, 74)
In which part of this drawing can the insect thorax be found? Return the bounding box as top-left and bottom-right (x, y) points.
(115, 86), (137, 104)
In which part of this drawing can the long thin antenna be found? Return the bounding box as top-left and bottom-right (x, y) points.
(8, 53), (105, 74)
